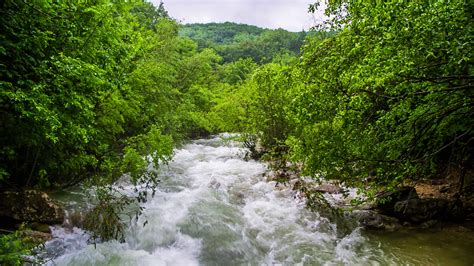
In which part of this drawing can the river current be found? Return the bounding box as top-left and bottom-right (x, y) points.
(42, 134), (474, 265)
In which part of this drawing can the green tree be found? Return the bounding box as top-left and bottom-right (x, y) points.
(289, 0), (473, 191)
(180, 22), (306, 63)
(0, 0), (238, 242)
(0, 1), (176, 189)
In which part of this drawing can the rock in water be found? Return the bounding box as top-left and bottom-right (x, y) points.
(314, 183), (343, 194)
(0, 190), (64, 225)
(357, 210), (401, 231)
(376, 186), (418, 215)
(393, 198), (449, 223)
(30, 222), (52, 233)
(22, 229), (53, 242)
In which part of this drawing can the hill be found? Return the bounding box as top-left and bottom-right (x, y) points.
(180, 22), (306, 63)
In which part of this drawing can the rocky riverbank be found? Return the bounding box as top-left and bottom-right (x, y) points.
(265, 159), (474, 232)
(0, 190), (65, 242)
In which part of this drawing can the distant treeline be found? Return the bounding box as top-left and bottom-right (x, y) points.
(180, 22), (308, 63)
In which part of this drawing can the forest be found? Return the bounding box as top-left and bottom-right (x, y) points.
(180, 22), (307, 63)
(0, 0), (472, 264)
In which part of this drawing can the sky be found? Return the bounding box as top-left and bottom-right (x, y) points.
(151, 0), (326, 32)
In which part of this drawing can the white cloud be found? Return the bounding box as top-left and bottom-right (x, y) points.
(153, 0), (325, 32)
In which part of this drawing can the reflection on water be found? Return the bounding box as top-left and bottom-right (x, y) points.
(367, 227), (474, 265)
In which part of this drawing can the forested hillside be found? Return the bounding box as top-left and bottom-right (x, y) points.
(180, 22), (307, 63)
(180, 22), (266, 45)
(0, 0), (472, 263)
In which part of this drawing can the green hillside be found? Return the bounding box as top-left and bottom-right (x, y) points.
(180, 22), (307, 63)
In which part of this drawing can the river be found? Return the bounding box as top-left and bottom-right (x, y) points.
(42, 134), (474, 265)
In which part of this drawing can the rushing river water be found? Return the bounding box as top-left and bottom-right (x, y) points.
(43, 134), (474, 265)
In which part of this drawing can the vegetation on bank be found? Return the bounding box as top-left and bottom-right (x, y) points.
(225, 0), (473, 196)
(0, 231), (32, 265)
(0, 0), (472, 262)
(0, 0), (261, 255)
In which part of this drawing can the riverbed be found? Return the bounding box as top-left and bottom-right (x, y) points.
(42, 134), (474, 265)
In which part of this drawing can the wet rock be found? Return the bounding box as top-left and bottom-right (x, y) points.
(357, 211), (401, 231)
(65, 211), (85, 229)
(393, 198), (449, 223)
(314, 184), (343, 194)
(208, 178), (221, 189)
(376, 186), (418, 215)
(0, 190), (64, 225)
(420, 220), (440, 229)
(30, 222), (51, 233)
(21, 229), (52, 242)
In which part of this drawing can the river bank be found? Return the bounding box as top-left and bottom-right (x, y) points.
(264, 150), (474, 233)
(2, 135), (473, 265)
(39, 135), (474, 265)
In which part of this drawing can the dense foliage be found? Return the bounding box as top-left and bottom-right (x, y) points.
(0, 0), (244, 242)
(0, 1), (229, 191)
(293, 0), (473, 191)
(225, 0), (473, 195)
(180, 22), (307, 63)
(0, 231), (31, 265)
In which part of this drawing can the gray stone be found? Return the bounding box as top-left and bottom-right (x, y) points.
(420, 220), (439, 229)
(314, 184), (343, 194)
(357, 210), (401, 231)
(30, 222), (51, 233)
(21, 230), (52, 242)
(393, 198), (449, 223)
(376, 186), (418, 214)
(0, 190), (64, 224)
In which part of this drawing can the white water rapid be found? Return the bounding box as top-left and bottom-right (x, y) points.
(41, 134), (436, 265)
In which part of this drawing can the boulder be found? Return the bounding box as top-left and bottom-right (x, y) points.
(21, 230), (52, 243)
(357, 210), (401, 231)
(314, 184), (343, 194)
(419, 219), (440, 229)
(376, 186), (418, 214)
(0, 190), (64, 225)
(393, 198), (449, 223)
(30, 222), (51, 233)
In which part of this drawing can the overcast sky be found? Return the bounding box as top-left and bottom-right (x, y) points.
(151, 0), (325, 32)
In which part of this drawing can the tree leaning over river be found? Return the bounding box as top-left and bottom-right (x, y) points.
(293, 0), (473, 192)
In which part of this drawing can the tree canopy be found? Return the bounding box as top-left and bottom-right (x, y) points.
(180, 22), (307, 63)
(223, 0), (473, 194)
(292, 0), (473, 189)
(0, 1), (226, 191)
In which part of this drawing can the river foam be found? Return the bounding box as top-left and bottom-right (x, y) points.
(44, 134), (388, 265)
